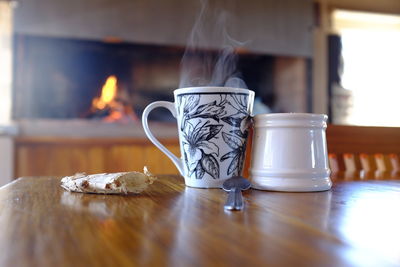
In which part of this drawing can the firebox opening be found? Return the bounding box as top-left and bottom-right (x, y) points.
(13, 34), (277, 122)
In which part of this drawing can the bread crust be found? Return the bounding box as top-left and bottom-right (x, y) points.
(61, 167), (157, 194)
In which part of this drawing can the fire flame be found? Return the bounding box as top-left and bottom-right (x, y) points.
(92, 75), (118, 110)
(89, 75), (137, 123)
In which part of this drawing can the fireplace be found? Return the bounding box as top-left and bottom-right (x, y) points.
(9, 34), (311, 180)
(13, 34), (280, 122)
(2, 0), (314, 184)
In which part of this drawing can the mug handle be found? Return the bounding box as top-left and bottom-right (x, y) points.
(142, 101), (184, 176)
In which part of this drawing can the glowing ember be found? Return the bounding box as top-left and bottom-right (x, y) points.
(89, 75), (137, 123)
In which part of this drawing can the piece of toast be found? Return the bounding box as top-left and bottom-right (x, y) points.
(61, 167), (157, 194)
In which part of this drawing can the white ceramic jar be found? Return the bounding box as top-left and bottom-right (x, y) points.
(249, 113), (331, 192)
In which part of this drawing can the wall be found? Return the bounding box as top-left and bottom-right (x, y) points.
(274, 57), (308, 112)
(326, 0), (400, 14)
(13, 0), (313, 57)
(0, 137), (13, 185)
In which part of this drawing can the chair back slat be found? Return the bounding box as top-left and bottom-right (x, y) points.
(327, 125), (400, 173)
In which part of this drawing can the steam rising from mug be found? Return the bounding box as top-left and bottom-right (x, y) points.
(179, 0), (248, 89)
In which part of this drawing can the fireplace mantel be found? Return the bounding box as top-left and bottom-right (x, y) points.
(17, 120), (178, 138)
(13, 0), (313, 57)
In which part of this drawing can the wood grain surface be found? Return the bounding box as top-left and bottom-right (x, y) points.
(14, 137), (181, 177)
(326, 124), (400, 154)
(14, 136), (252, 178)
(1, 173), (400, 266)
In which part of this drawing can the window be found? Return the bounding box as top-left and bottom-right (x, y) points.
(332, 10), (400, 127)
(0, 2), (12, 123)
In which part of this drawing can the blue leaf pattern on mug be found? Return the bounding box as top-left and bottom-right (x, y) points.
(219, 94), (251, 176)
(180, 95), (200, 130)
(182, 120), (223, 179)
(179, 93), (250, 179)
(221, 132), (246, 176)
(200, 152), (219, 179)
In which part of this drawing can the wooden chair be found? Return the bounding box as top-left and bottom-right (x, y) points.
(326, 124), (400, 174)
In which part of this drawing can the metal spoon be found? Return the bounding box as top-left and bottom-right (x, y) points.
(222, 176), (251, 211)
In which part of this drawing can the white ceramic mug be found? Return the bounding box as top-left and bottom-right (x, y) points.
(142, 87), (254, 188)
(249, 113), (332, 192)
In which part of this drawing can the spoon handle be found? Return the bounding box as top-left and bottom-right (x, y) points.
(224, 188), (244, 211)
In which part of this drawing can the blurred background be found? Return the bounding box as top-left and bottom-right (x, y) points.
(0, 0), (399, 183)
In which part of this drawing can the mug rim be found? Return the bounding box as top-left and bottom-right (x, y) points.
(174, 86), (255, 96)
(254, 113), (328, 121)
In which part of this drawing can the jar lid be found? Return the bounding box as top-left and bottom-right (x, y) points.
(254, 113), (328, 128)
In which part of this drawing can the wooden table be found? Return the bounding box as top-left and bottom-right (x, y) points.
(1, 173), (400, 266)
